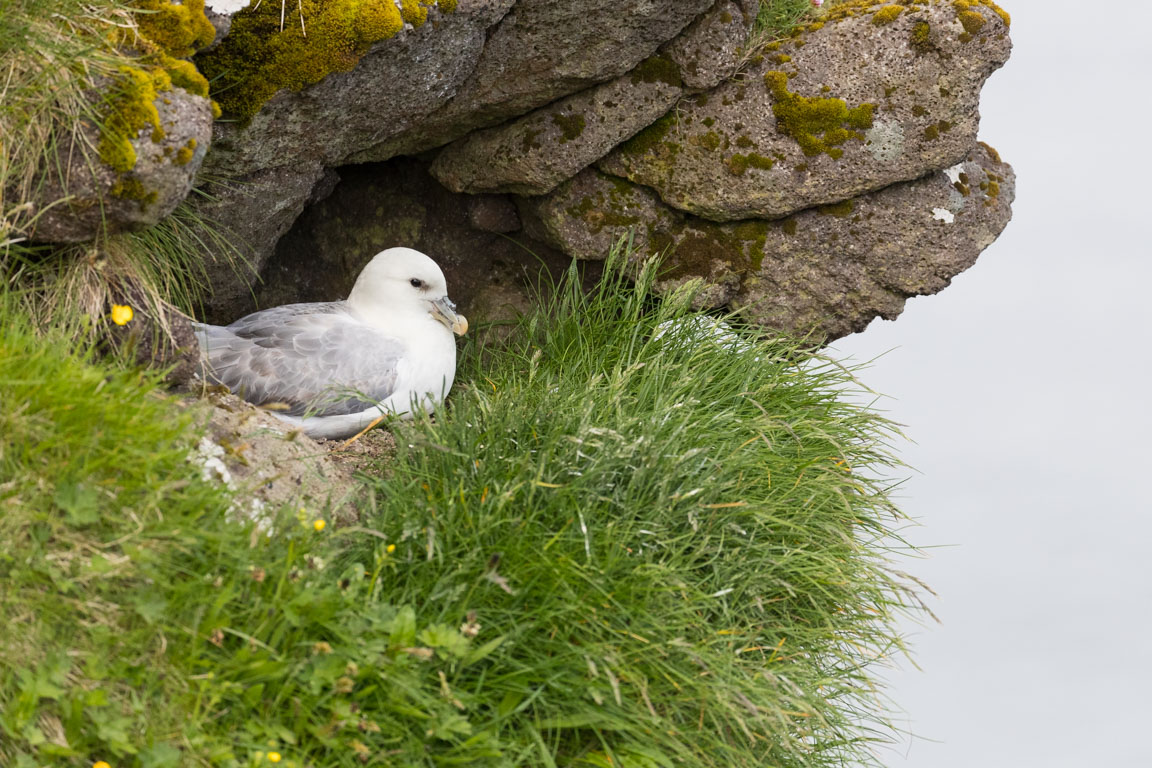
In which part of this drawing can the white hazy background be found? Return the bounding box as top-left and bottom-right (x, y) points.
(831, 1), (1152, 765)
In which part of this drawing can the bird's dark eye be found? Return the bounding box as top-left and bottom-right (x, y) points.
(410, 278), (423, 288)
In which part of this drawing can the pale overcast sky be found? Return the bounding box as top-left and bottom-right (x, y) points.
(831, 1), (1152, 766)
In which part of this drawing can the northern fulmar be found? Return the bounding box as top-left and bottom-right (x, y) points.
(194, 247), (468, 440)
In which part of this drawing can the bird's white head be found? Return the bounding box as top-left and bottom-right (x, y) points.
(347, 247), (468, 335)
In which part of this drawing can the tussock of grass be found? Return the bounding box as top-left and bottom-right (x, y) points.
(752, 0), (824, 42)
(0, 249), (919, 767)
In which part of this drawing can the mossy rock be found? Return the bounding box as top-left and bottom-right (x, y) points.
(597, 0), (1011, 221)
(521, 141), (1015, 340)
(29, 78), (213, 243)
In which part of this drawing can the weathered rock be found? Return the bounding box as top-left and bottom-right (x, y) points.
(256, 157), (574, 335)
(598, 0), (1011, 220)
(194, 161), (327, 323)
(30, 86), (212, 243)
(466, 194), (522, 233)
(199, 1), (511, 178)
(663, 0), (756, 90)
(195, 0), (712, 318)
(429, 55), (685, 196)
(348, 0), (715, 163)
(194, 391), (372, 519)
(520, 142), (1015, 340)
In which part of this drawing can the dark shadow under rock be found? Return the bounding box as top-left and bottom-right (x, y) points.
(255, 157), (581, 336)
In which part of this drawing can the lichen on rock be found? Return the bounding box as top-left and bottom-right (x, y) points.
(597, 0), (1011, 221)
(193, 0), (464, 122)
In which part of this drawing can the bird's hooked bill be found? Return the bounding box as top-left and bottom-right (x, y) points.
(431, 296), (468, 336)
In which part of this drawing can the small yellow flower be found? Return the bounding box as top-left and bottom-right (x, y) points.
(110, 304), (133, 325)
(268, 752), (282, 763)
(386, 544), (396, 554)
(313, 519), (326, 532)
(93, 762), (112, 768)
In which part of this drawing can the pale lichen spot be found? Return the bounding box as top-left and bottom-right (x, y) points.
(944, 162), (966, 184)
(864, 120), (904, 164)
(932, 207), (956, 224)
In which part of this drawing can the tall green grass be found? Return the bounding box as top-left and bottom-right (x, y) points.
(0, 249), (920, 767)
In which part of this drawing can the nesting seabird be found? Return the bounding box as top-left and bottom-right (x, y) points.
(194, 247), (468, 440)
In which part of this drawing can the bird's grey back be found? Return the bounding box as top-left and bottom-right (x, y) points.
(194, 301), (406, 418)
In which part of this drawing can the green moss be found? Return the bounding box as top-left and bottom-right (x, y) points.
(698, 131), (722, 152)
(735, 135), (754, 148)
(620, 110), (678, 156)
(174, 137), (198, 166)
(400, 0), (428, 26)
(522, 127), (544, 152)
(764, 71), (875, 159)
(161, 56), (210, 98)
(910, 20), (932, 52)
(630, 54), (683, 87)
(818, 199), (855, 217)
(978, 140), (1001, 163)
(726, 152), (775, 176)
(695, 94), (709, 107)
(133, 0), (216, 59)
(953, 181), (970, 196)
(195, 0), (447, 122)
(552, 113), (586, 143)
(957, 10), (985, 34)
(702, 117), (715, 127)
(779, 218), (798, 236)
(872, 5), (905, 25)
(911, 104), (928, 117)
(98, 66), (171, 173)
(111, 176), (159, 205)
(772, 53), (792, 64)
(923, 124), (939, 140)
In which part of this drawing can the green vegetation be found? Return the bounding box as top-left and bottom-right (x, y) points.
(3, 2), (927, 766)
(764, 71), (875, 159)
(1, 1), (234, 341)
(751, 0), (825, 41)
(196, 0), (456, 123)
(1, 247), (922, 767)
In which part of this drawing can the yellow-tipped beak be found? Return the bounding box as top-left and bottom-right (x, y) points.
(431, 297), (468, 336)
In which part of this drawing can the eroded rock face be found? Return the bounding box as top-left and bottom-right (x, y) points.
(520, 142), (1014, 340)
(429, 57), (685, 196)
(194, 0), (715, 319)
(664, 0), (757, 90)
(348, 0), (716, 163)
(30, 86), (212, 243)
(597, 0), (1011, 220)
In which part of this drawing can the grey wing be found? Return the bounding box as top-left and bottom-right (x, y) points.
(194, 303), (406, 417)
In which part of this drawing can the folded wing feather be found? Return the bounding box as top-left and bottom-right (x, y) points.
(194, 302), (404, 418)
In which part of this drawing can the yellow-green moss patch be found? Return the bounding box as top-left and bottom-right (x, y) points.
(872, 5), (905, 25)
(133, 0), (216, 59)
(910, 20), (932, 51)
(98, 66), (171, 173)
(726, 152), (775, 176)
(174, 137), (198, 166)
(194, 0), (456, 122)
(400, 0), (428, 26)
(111, 176), (159, 205)
(630, 54), (683, 87)
(818, 199), (856, 217)
(764, 71), (875, 159)
(620, 111), (678, 156)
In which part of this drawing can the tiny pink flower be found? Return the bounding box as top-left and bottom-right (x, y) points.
(811, 0), (823, 7)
